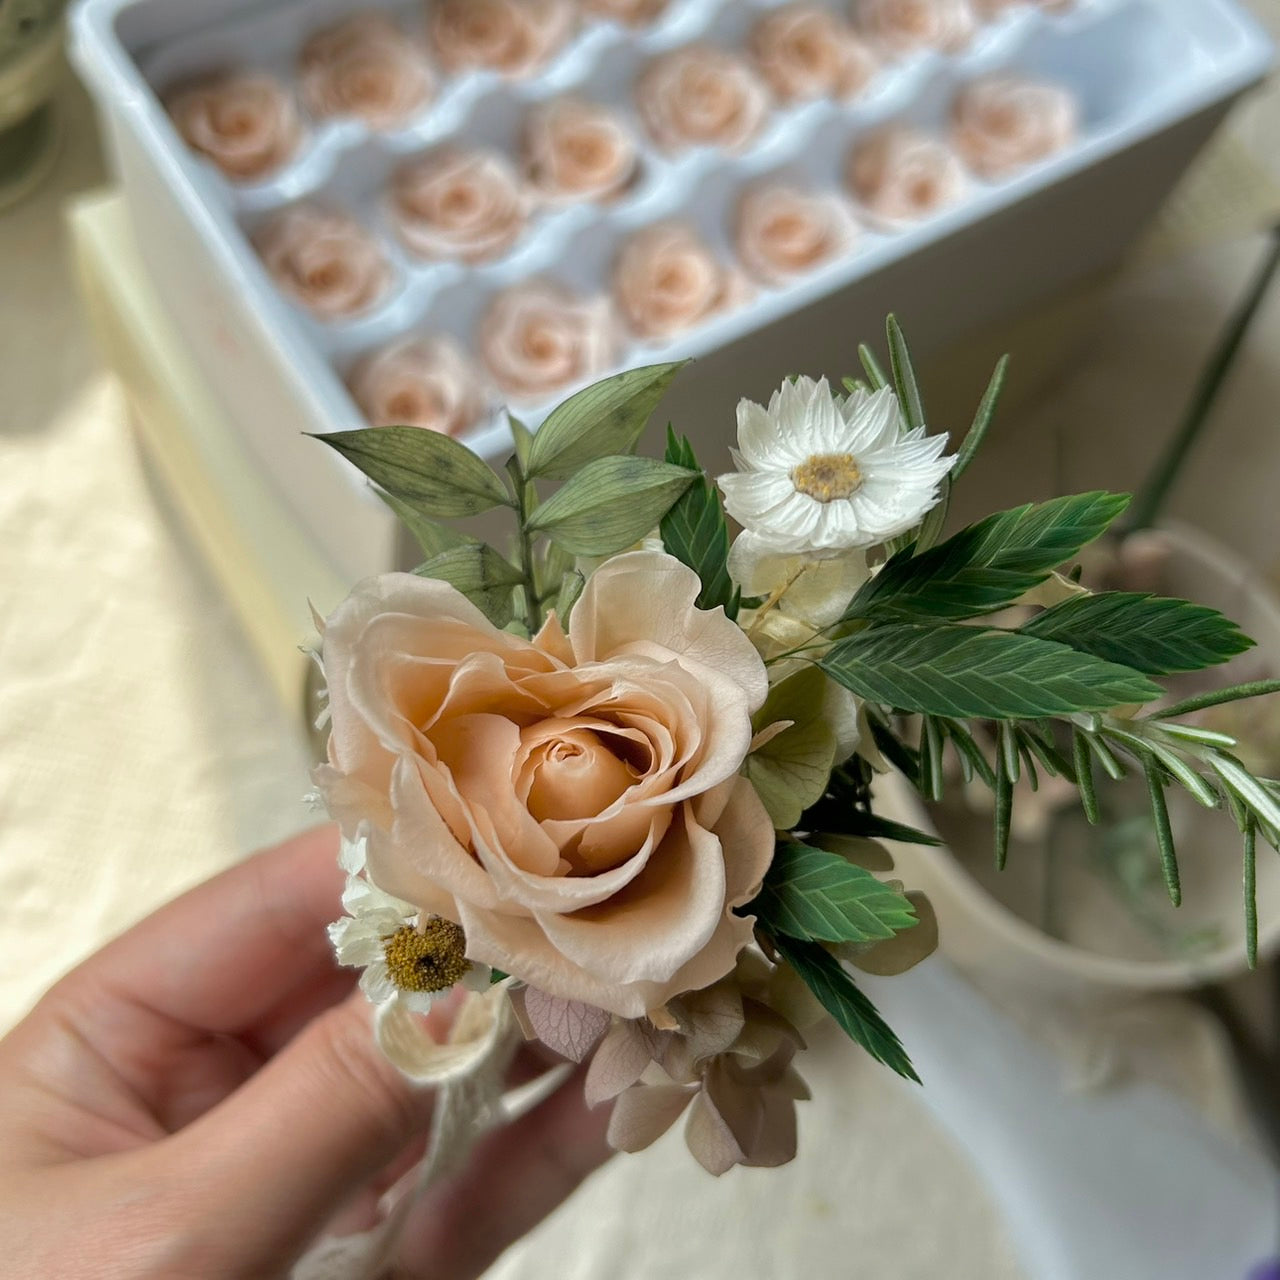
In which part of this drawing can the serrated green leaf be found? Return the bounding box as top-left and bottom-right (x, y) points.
(415, 544), (521, 627)
(527, 456), (696, 556)
(660, 429), (739, 618)
(526, 362), (686, 479)
(843, 492), (1131, 624)
(316, 427), (511, 517)
(770, 934), (919, 1082)
(377, 489), (479, 559)
(1020, 592), (1254, 675)
(751, 843), (918, 943)
(821, 624), (1162, 719)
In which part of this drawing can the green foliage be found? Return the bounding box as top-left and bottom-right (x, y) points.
(743, 667), (836, 829)
(749, 842), (919, 944)
(770, 934), (919, 1082)
(527, 456), (696, 556)
(844, 492), (1130, 624)
(659, 429), (740, 618)
(1020, 593), (1254, 675)
(952, 354), (1009, 481)
(886, 314), (925, 432)
(377, 490), (477, 560)
(315, 426), (511, 517)
(821, 624), (1162, 719)
(525, 362), (686, 479)
(414, 544), (522, 627)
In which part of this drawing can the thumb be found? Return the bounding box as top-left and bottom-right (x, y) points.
(162, 992), (436, 1270)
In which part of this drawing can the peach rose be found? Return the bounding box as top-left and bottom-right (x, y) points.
(635, 45), (771, 154)
(613, 222), (741, 340)
(390, 148), (528, 263)
(348, 335), (488, 435)
(429, 0), (576, 78)
(749, 5), (878, 103)
(479, 279), (617, 401)
(846, 124), (966, 225)
(581, 0), (670, 24)
(255, 205), (391, 319)
(853, 0), (977, 55)
(951, 74), (1078, 178)
(315, 552), (774, 1018)
(976, 0), (1072, 13)
(735, 183), (857, 284)
(166, 71), (300, 180)
(300, 13), (434, 130)
(524, 97), (639, 203)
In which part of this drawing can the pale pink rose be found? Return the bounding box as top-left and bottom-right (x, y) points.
(429, 0), (576, 78)
(735, 183), (857, 284)
(976, 0), (1073, 13)
(524, 97), (639, 203)
(300, 13), (433, 130)
(255, 205), (391, 319)
(951, 74), (1078, 178)
(390, 148), (528, 263)
(479, 280), (617, 401)
(582, 0), (670, 24)
(749, 5), (878, 103)
(166, 71), (300, 180)
(853, 0), (977, 55)
(846, 124), (966, 225)
(635, 45), (771, 154)
(613, 222), (741, 340)
(315, 551), (774, 1018)
(348, 336), (488, 435)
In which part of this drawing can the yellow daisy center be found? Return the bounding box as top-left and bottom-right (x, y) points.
(791, 452), (863, 502)
(382, 919), (470, 994)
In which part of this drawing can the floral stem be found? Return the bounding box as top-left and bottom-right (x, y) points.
(506, 456), (542, 633)
(1145, 679), (1280, 723)
(745, 564), (808, 640)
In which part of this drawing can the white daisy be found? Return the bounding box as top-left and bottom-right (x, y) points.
(717, 377), (954, 556)
(328, 867), (491, 1013)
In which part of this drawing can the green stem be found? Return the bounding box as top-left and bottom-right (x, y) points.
(506, 456), (542, 632)
(1126, 223), (1280, 531)
(1146, 678), (1280, 723)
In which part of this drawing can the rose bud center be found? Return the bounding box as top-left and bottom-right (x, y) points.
(520, 723), (639, 826)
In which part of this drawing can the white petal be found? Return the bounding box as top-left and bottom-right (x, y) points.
(840, 385), (902, 452)
(802, 377), (847, 453)
(462, 964), (493, 992)
(360, 964), (397, 1006)
(718, 471), (797, 526)
(735, 398), (788, 469)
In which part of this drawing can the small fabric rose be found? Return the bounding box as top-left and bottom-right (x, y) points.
(524, 97), (639, 203)
(166, 71), (300, 180)
(735, 183), (857, 285)
(314, 551), (774, 1019)
(390, 148), (528, 263)
(976, 0), (1073, 13)
(853, 0), (978, 55)
(749, 4), (878, 103)
(846, 124), (966, 225)
(635, 45), (771, 154)
(255, 204), (391, 319)
(613, 222), (742, 340)
(951, 73), (1078, 178)
(300, 13), (434, 130)
(478, 279), (617, 402)
(429, 0), (576, 78)
(581, 0), (669, 25)
(348, 335), (488, 436)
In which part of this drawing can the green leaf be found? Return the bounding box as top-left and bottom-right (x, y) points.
(660, 429), (740, 618)
(886, 315), (925, 432)
(1244, 818), (1258, 969)
(744, 667), (837, 829)
(554, 569), (585, 623)
(750, 842), (918, 944)
(1142, 753), (1181, 906)
(1020, 592), (1254, 675)
(804, 808), (942, 847)
(843, 492), (1132, 624)
(1144, 678), (1280, 723)
(858, 343), (889, 390)
(952, 354), (1008, 481)
(414, 544), (522, 627)
(526, 362), (686, 480)
(527, 456), (696, 556)
(820, 624), (1163, 719)
(377, 489), (478, 560)
(316, 427), (511, 518)
(509, 415), (535, 470)
(771, 934), (919, 1082)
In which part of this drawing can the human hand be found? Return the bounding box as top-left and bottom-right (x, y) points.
(0, 826), (611, 1278)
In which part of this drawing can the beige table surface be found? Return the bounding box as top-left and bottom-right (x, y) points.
(6, 11), (1280, 1276)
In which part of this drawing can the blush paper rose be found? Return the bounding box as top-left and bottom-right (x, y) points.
(167, 71), (300, 180)
(636, 45), (771, 154)
(735, 183), (857, 285)
(581, 0), (670, 24)
(846, 125), (966, 225)
(348, 335), (488, 435)
(430, 0), (577, 78)
(951, 74), (1078, 178)
(854, 0), (977, 55)
(300, 13), (434, 130)
(315, 552), (774, 1018)
(524, 97), (639, 203)
(749, 5), (877, 103)
(255, 205), (391, 319)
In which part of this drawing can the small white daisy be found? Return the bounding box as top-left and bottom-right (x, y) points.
(717, 376), (954, 556)
(328, 868), (490, 1013)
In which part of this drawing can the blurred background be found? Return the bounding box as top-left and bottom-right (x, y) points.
(3, 1), (1280, 1276)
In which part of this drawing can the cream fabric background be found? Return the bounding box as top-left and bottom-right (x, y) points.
(6, 6), (1280, 1272)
